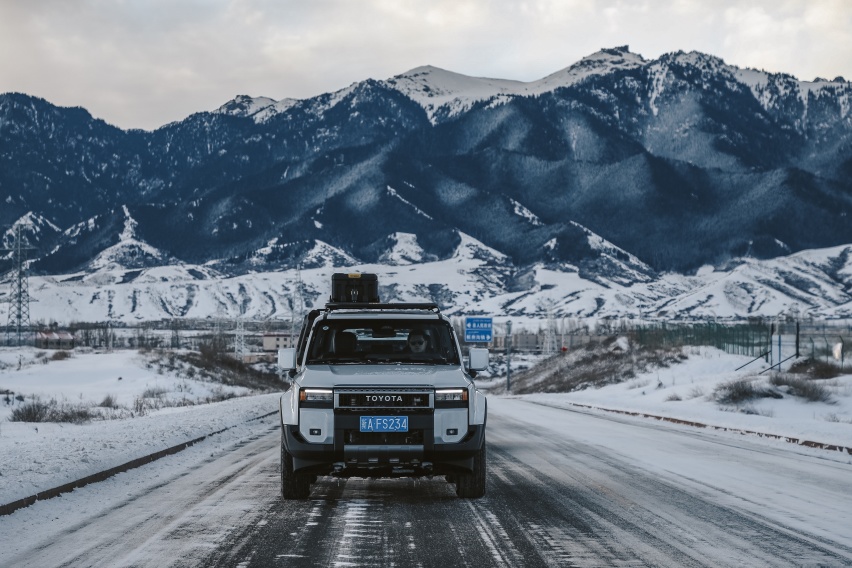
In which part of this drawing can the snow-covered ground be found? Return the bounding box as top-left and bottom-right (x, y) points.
(1, 345), (851, 509)
(511, 345), (852, 452)
(0, 348), (282, 505)
(0, 348), (255, 422)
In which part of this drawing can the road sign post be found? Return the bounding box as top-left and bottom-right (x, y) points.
(464, 317), (493, 343)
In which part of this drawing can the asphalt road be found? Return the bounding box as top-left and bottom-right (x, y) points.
(4, 398), (852, 567)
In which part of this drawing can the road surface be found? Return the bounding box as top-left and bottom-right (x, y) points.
(2, 397), (851, 567)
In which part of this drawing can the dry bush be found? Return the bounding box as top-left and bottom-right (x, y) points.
(688, 386), (706, 399)
(787, 359), (842, 379)
(10, 399), (51, 422)
(713, 379), (781, 405)
(99, 394), (119, 408)
(50, 350), (72, 361)
(769, 375), (833, 403)
(10, 397), (92, 424)
(141, 386), (168, 398)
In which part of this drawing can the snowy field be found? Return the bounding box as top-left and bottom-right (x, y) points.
(0, 348), (256, 422)
(514, 345), (852, 452)
(0, 347), (281, 505)
(1, 345), (851, 509)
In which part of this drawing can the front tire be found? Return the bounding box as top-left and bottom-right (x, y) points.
(281, 436), (311, 500)
(455, 441), (486, 498)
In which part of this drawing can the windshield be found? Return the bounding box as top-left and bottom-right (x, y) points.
(306, 318), (460, 365)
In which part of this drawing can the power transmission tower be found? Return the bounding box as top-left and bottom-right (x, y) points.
(234, 318), (247, 358)
(538, 300), (558, 355)
(4, 224), (35, 346)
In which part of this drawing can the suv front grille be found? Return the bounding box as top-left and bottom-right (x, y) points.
(336, 388), (432, 410)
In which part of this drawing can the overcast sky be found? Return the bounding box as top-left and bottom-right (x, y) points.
(2, 0), (850, 131)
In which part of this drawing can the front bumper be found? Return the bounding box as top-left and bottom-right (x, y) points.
(283, 417), (485, 477)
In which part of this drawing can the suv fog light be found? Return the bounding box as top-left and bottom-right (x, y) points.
(446, 428), (458, 436)
(309, 428), (322, 436)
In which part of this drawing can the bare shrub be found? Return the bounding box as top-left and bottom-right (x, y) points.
(141, 386), (168, 399)
(50, 350), (71, 361)
(204, 386), (237, 403)
(688, 386), (706, 399)
(823, 413), (852, 424)
(769, 375), (833, 403)
(10, 399), (51, 422)
(10, 397), (92, 423)
(788, 359), (841, 379)
(739, 404), (759, 415)
(133, 396), (148, 416)
(133, 395), (163, 416)
(50, 403), (92, 423)
(99, 394), (119, 408)
(713, 379), (781, 405)
(664, 393), (682, 402)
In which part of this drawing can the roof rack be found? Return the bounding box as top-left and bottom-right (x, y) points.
(325, 302), (441, 313)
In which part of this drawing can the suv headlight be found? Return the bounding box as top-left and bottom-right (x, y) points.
(299, 388), (333, 407)
(435, 388), (468, 408)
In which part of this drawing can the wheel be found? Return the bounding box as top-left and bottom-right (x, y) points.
(455, 441), (486, 498)
(281, 437), (311, 500)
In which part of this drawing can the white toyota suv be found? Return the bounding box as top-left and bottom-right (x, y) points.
(277, 273), (489, 499)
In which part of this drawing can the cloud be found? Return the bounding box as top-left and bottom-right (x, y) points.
(1, 0), (851, 130)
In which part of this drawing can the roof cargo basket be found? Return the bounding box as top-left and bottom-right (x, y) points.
(330, 273), (379, 303)
(326, 302), (440, 313)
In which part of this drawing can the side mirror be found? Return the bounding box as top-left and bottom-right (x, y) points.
(277, 348), (297, 372)
(468, 348), (489, 372)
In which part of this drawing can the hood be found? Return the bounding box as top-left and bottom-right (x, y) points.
(300, 364), (472, 389)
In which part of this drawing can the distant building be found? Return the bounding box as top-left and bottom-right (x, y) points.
(492, 331), (540, 351)
(262, 332), (296, 352)
(35, 330), (75, 350)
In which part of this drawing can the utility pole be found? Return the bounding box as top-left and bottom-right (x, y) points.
(4, 224), (35, 347)
(290, 267), (304, 348)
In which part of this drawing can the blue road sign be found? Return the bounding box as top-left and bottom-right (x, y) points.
(465, 317), (493, 342)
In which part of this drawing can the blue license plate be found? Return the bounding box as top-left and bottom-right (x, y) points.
(360, 416), (409, 432)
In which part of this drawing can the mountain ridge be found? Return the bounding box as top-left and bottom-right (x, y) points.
(2, 46), (852, 322)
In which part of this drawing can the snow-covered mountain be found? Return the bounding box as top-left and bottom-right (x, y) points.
(2, 46), (852, 324)
(10, 232), (852, 325)
(381, 47), (648, 123)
